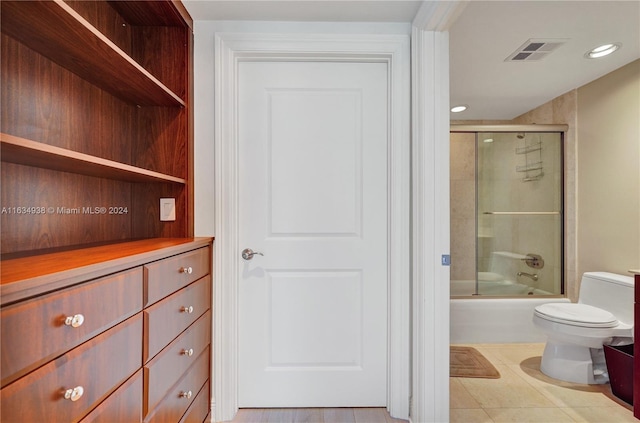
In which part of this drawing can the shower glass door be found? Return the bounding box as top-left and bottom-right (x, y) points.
(476, 131), (563, 296)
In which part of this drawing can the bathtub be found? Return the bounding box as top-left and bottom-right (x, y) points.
(450, 279), (569, 343)
(450, 277), (550, 296)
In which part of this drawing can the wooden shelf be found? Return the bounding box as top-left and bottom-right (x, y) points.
(108, 0), (193, 27)
(0, 0), (185, 107)
(1, 133), (186, 184)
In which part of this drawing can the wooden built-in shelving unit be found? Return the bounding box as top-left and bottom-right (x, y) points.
(1, 2), (212, 421)
(1, 0), (184, 107)
(1, 0), (194, 257)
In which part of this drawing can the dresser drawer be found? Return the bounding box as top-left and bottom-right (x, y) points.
(144, 347), (210, 423)
(0, 314), (142, 423)
(145, 310), (211, 415)
(145, 247), (210, 306)
(80, 369), (143, 423)
(144, 276), (211, 362)
(179, 381), (210, 423)
(1, 267), (143, 387)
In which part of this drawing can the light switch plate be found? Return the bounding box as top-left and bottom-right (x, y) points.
(160, 198), (176, 221)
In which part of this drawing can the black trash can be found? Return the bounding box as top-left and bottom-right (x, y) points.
(603, 343), (634, 405)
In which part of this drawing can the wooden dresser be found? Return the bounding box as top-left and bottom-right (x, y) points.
(1, 238), (213, 422)
(0, 1), (209, 421)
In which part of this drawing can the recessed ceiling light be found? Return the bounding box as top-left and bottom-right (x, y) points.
(483, 138), (494, 143)
(451, 105), (467, 113)
(585, 43), (621, 59)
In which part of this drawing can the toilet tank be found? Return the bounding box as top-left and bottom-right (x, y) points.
(578, 272), (635, 325)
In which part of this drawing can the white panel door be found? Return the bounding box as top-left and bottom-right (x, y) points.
(238, 61), (388, 407)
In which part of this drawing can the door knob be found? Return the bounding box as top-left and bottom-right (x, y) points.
(241, 248), (264, 260)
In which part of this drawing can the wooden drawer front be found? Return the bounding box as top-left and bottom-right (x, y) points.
(0, 314), (142, 423)
(144, 347), (210, 423)
(179, 381), (210, 423)
(1, 267), (143, 387)
(145, 310), (211, 414)
(145, 247), (210, 306)
(144, 276), (210, 362)
(80, 369), (143, 423)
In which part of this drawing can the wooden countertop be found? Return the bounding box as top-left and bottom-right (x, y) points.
(1, 237), (213, 306)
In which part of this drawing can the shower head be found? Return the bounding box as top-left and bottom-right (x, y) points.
(516, 133), (525, 139)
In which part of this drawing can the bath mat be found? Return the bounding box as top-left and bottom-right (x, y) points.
(450, 346), (500, 379)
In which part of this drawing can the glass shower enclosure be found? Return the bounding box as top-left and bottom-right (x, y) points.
(450, 126), (564, 297)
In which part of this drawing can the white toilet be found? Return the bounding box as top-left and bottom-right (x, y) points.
(532, 272), (634, 384)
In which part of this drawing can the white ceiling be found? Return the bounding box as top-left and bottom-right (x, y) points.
(182, 0), (424, 22)
(183, 0), (640, 120)
(449, 1), (640, 120)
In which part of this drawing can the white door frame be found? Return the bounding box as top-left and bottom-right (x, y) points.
(410, 2), (464, 422)
(213, 32), (411, 422)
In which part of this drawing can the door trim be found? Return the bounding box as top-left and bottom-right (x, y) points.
(213, 32), (410, 422)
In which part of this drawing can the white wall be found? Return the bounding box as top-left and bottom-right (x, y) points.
(577, 59), (640, 277)
(192, 22), (216, 237)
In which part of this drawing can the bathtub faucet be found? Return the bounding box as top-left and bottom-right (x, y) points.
(517, 271), (538, 281)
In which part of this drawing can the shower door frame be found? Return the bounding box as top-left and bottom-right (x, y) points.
(451, 124), (568, 297)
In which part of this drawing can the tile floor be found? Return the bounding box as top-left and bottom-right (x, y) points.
(451, 343), (637, 423)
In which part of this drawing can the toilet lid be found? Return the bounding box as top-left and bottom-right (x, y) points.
(534, 303), (618, 328)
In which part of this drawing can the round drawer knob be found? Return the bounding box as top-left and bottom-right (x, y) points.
(180, 266), (193, 274)
(64, 314), (85, 328)
(179, 390), (193, 399)
(64, 386), (84, 402)
(181, 348), (194, 357)
(180, 305), (194, 314)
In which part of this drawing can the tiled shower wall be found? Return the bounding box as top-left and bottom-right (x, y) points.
(511, 91), (577, 300)
(450, 132), (476, 282)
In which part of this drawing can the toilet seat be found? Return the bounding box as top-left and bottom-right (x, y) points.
(534, 303), (618, 328)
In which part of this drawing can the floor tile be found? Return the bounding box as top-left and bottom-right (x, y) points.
(449, 408), (494, 423)
(510, 362), (621, 408)
(458, 364), (557, 408)
(484, 407), (576, 422)
(476, 343), (545, 365)
(560, 406), (637, 422)
(450, 378), (482, 409)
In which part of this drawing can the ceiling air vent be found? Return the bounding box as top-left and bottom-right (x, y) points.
(505, 39), (567, 62)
